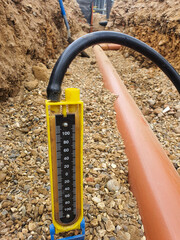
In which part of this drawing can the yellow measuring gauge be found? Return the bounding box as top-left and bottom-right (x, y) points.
(46, 88), (83, 234)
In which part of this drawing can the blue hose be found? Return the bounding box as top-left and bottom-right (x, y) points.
(58, 0), (70, 37)
(58, 0), (66, 16)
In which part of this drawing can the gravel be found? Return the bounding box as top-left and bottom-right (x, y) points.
(0, 48), (179, 240)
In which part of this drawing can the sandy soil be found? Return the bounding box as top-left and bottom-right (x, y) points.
(107, 0), (180, 70)
(0, 0), (88, 100)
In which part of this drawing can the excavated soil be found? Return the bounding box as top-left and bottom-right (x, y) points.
(0, 0), (88, 100)
(0, 0), (180, 240)
(107, 0), (180, 70)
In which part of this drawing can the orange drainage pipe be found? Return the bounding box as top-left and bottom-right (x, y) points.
(99, 43), (121, 50)
(93, 45), (180, 240)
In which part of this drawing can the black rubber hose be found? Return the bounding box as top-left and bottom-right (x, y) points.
(47, 31), (180, 101)
(99, 21), (108, 26)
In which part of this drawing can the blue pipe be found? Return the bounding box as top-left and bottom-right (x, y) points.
(58, 0), (70, 37)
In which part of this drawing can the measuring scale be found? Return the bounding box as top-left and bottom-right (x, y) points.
(46, 88), (84, 239)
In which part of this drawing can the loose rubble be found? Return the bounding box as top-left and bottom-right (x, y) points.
(107, 0), (180, 70)
(0, 48), (146, 239)
(1, 45), (179, 239)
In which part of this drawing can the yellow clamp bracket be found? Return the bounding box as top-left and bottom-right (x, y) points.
(46, 88), (83, 234)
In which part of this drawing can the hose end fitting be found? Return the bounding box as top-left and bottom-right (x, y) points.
(47, 89), (61, 102)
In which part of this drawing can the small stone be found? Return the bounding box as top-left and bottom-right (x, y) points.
(97, 202), (105, 210)
(142, 107), (151, 115)
(92, 196), (101, 204)
(105, 220), (115, 232)
(102, 163), (107, 169)
(111, 163), (117, 169)
(124, 53), (129, 58)
(98, 144), (106, 151)
(21, 127), (29, 133)
(107, 179), (120, 191)
(94, 133), (102, 141)
(0, 127), (5, 140)
(117, 231), (130, 240)
(116, 225), (122, 232)
(21, 206), (26, 217)
(95, 183), (100, 189)
(141, 225), (144, 232)
(6, 220), (13, 227)
(109, 200), (115, 208)
(162, 106), (170, 113)
(9, 153), (19, 159)
(175, 104), (180, 111)
(90, 60), (96, 65)
(90, 218), (98, 227)
(174, 126), (180, 134)
(34, 206), (39, 218)
(102, 216), (108, 223)
(0, 161), (4, 170)
(2, 209), (8, 216)
(26, 4), (32, 11)
(84, 203), (90, 211)
(154, 108), (163, 115)
(109, 237), (116, 240)
(158, 112), (163, 117)
(22, 228), (28, 234)
(85, 177), (94, 182)
(98, 229), (106, 237)
(122, 225), (128, 232)
(175, 111), (180, 118)
(97, 214), (101, 222)
(0, 171), (6, 182)
(17, 232), (24, 240)
(27, 235), (33, 240)
(32, 63), (50, 82)
(114, 211), (119, 217)
(24, 80), (38, 91)
(0, 228), (9, 234)
(35, 97), (45, 105)
(87, 187), (94, 193)
(124, 232), (131, 240)
(11, 207), (17, 212)
(88, 164), (93, 169)
(104, 237), (109, 240)
(28, 222), (37, 231)
(39, 205), (44, 215)
(41, 89), (47, 96)
(118, 204), (124, 210)
(148, 99), (156, 107)
(138, 219), (143, 225)
(24, 185), (31, 191)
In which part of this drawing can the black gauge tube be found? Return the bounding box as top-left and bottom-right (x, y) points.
(47, 31), (180, 101)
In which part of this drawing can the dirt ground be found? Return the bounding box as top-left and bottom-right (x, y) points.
(0, 0), (88, 100)
(0, 0), (180, 240)
(107, 0), (180, 69)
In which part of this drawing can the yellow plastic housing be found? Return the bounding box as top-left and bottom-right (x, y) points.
(46, 88), (83, 234)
